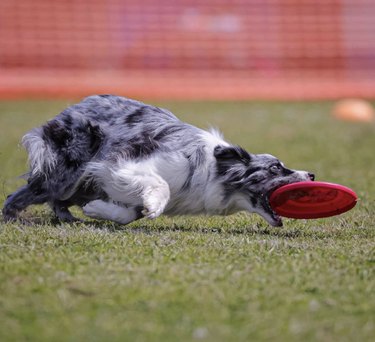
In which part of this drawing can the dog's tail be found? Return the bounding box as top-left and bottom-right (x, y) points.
(22, 127), (57, 177)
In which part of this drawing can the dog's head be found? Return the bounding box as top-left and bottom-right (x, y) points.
(214, 145), (314, 226)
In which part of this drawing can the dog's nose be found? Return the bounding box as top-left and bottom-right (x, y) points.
(308, 172), (315, 181)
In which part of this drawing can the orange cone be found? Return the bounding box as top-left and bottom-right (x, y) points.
(332, 99), (375, 122)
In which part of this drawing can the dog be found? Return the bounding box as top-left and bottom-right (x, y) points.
(2, 95), (314, 227)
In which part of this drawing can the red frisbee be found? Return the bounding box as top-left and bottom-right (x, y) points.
(269, 181), (358, 219)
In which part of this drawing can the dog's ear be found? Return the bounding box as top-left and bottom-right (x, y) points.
(214, 145), (251, 164)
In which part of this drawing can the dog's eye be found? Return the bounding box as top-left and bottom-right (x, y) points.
(270, 165), (281, 174)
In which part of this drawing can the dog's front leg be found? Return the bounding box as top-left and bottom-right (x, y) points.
(83, 201), (143, 225)
(97, 163), (171, 221)
(141, 178), (170, 219)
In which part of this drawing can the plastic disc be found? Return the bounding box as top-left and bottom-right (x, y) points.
(269, 181), (358, 219)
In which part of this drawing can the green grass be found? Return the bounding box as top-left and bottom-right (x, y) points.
(0, 99), (374, 342)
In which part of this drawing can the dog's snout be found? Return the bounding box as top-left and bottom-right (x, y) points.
(308, 172), (315, 181)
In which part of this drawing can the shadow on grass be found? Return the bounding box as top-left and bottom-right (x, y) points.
(2, 215), (302, 236)
(2, 210), (344, 240)
(80, 219), (307, 239)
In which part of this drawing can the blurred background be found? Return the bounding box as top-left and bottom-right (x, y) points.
(1, 3), (375, 341)
(1, 0), (375, 100)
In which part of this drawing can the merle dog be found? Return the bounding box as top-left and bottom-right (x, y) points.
(2, 95), (314, 226)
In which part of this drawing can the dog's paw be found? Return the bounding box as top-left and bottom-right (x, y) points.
(82, 200), (104, 219)
(142, 198), (165, 219)
(142, 208), (162, 219)
(142, 186), (169, 219)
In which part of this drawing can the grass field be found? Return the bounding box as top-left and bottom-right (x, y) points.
(0, 99), (374, 342)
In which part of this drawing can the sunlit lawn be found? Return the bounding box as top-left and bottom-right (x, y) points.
(1, 99), (374, 341)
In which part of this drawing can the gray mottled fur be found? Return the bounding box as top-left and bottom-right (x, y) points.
(2, 95), (314, 226)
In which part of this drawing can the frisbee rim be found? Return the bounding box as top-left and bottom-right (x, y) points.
(269, 181), (358, 219)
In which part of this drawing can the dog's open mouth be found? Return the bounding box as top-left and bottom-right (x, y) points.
(259, 183), (295, 227)
(260, 184), (291, 227)
(262, 177), (314, 227)
(261, 193), (283, 227)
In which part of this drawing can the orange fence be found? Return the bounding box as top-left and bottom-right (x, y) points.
(1, 0), (375, 100)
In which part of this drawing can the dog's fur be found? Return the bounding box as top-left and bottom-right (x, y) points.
(2, 95), (314, 227)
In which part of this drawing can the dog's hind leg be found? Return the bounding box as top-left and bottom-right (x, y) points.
(49, 200), (79, 223)
(2, 184), (48, 222)
(83, 200), (143, 225)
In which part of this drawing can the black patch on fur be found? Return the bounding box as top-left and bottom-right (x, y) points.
(87, 123), (105, 152)
(43, 120), (70, 148)
(128, 134), (159, 158)
(181, 154), (195, 192)
(125, 107), (146, 127)
(214, 145), (251, 163)
(110, 132), (160, 159)
(181, 146), (206, 192)
(153, 125), (183, 141)
(43, 118), (104, 170)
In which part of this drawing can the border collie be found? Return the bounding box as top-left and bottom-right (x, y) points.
(2, 95), (314, 227)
